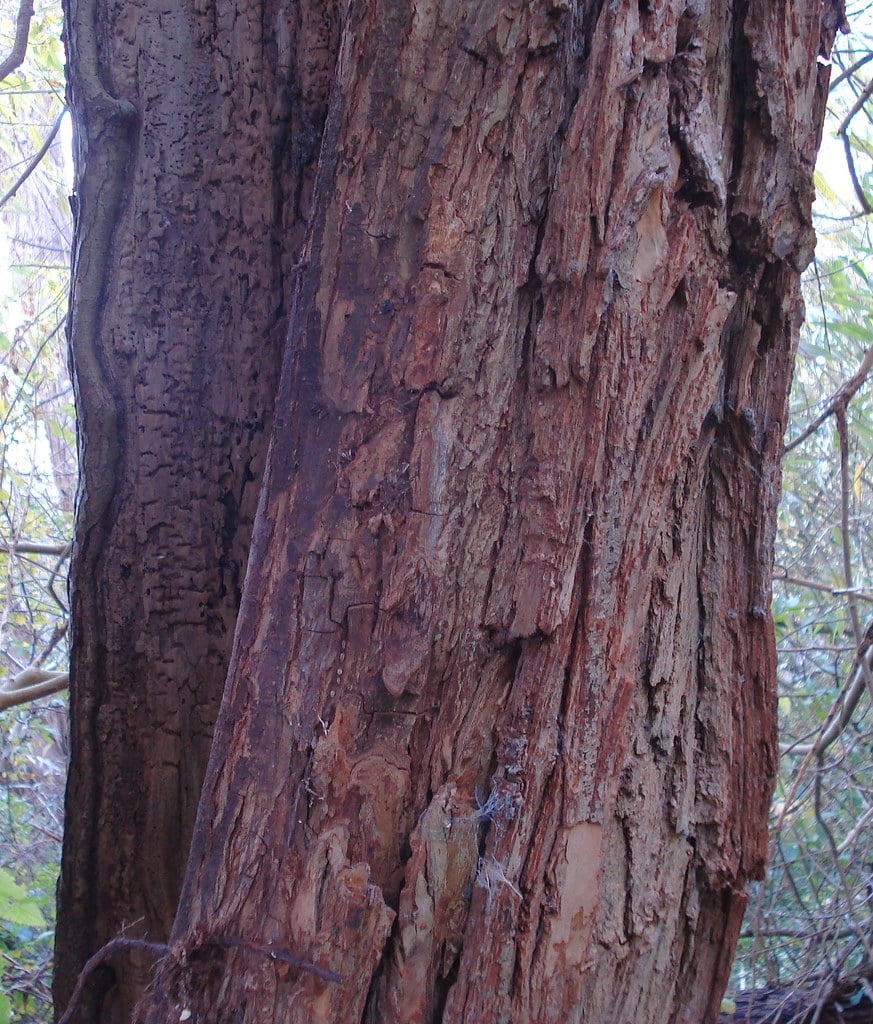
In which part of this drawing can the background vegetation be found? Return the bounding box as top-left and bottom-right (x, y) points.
(0, 1), (71, 1020)
(725, 7), (873, 1019)
(1, 2), (872, 1023)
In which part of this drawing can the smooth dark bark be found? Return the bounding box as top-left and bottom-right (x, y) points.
(56, 1), (338, 1019)
(59, 1), (844, 1023)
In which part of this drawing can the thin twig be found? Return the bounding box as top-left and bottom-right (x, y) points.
(837, 801), (873, 853)
(27, 820), (63, 843)
(838, 77), (873, 213)
(33, 620), (69, 667)
(780, 638), (873, 755)
(829, 52), (873, 92)
(774, 566), (873, 602)
(59, 932), (341, 1024)
(0, 319), (66, 437)
(784, 341), (873, 452)
(813, 754), (873, 962)
(0, 108), (65, 211)
(739, 927), (861, 940)
(214, 936), (341, 983)
(837, 408), (861, 637)
(46, 546), (71, 615)
(57, 938), (170, 1024)
(836, 406), (873, 705)
(776, 837), (818, 932)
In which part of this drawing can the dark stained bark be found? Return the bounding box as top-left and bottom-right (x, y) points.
(720, 962), (873, 1024)
(55, 1), (339, 1020)
(60, 1), (845, 1023)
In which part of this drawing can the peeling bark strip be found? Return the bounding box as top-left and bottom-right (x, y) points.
(62, 0), (841, 1022)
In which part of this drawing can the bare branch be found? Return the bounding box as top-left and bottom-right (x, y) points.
(0, 673), (68, 710)
(57, 932), (340, 1024)
(837, 802), (873, 854)
(0, 319), (66, 436)
(0, 661), (68, 709)
(784, 340), (873, 452)
(773, 630), (873, 836)
(57, 938), (170, 1024)
(835, 406), (873, 706)
(0, 540), (71, 556)
(0, 0), (35, 83)
(780, 625), (873, 756)
(32, 620), (69, 666)
(0, 108), (66, 212)
(829, 52), (873, 92)
(774, 567), (873, 602)
(837, 75), (873, 214)
(740, 927), (862, 940)
(213, 936), (342, 983)
(47, 564), (69, 615)
(841, 123), (873, 214)
(813, 753), (873, 962)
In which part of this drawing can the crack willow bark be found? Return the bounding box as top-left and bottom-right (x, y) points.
(58, 1), (843, 1023)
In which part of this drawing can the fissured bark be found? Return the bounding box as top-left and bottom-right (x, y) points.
(62, 1), (844, 1023)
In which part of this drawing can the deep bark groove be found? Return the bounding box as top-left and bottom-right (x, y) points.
(60, 1), (844, 1023)
(57, 1), (341, 1020)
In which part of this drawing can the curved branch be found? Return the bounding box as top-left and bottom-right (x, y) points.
(0, 670), (68, 711)
(780, 625), (873, 757)
(0, 0), (35, 83)
(57, 939), (170, 1024)
(56, 933), (339, 1024)
(837, 75), (873, 214)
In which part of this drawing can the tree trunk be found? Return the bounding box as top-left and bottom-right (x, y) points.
(54, 1), (338, 1020)
(59, 1), (844, 1023)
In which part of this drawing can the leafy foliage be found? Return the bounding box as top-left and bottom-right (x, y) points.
(0, 0), (71, 1020)
(0, 730), (61, 1020)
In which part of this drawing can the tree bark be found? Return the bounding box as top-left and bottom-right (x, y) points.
(55, 1), (338, 1020)
(59, 1), (844, 1023)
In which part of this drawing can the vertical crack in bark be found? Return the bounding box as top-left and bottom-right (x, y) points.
(58, 0), (347, 1019)
(56, 0), (140, 1013)
(117, 0), (838, 1021)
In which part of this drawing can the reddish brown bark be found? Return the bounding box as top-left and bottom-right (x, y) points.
(130, 2), (842, 1023)
(61, 0), (844, 1023)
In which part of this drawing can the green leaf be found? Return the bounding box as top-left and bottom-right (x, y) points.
(0, 991), (10, 1024)
(0, 868), (44, 929)
(814, 169), (843, 207)
(827, 320), (873, 342)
